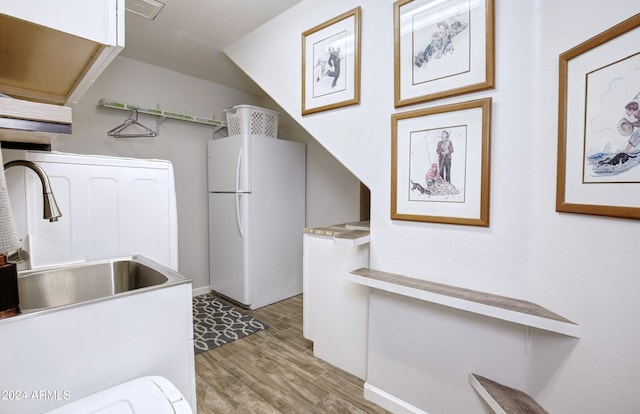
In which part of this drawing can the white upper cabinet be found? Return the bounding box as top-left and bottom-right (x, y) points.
(0, 0), (123, 45)
(0, 0), (124, 105)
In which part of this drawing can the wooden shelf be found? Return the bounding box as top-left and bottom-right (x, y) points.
(469, 373), (548, 414)
(0, 98), (71, 125)
(346, 268), (581, 338)
(0, 97), (72, 144)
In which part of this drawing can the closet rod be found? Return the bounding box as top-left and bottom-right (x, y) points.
(98, 98), (226, 129)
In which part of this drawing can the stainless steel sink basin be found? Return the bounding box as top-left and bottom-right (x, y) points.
(16, 255), (188, 313)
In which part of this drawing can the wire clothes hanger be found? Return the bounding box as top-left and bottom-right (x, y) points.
(107, 108), (157, 138)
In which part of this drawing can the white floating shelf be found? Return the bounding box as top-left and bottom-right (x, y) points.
(304, 223), (370, 247)
(334, 230), (370, 246)
(98, 98), (226, 129)
(347, 268), (581, 338)
(469, 373), (549, 414)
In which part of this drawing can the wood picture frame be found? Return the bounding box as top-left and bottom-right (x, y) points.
(302, 7), (361, 115)
(556, 13), (640, 220)
(393, 0), (495, 108)
(391, 98), (492, 226)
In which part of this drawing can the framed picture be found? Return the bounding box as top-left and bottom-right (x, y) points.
(557, 13), (640, 220)
(391, 98), (491, 226)
(302, 7), (361, 115)
(393, 0), (495, 108)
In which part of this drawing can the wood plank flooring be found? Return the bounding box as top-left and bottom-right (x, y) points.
(195, 294), (390, 414)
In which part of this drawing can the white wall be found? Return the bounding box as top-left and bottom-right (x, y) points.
(225, 0), (640, 412)
(51, 55), (360, 290)
(263, 99), (363, 227)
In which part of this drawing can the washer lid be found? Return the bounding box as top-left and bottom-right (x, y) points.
(44, 376), (192, 414)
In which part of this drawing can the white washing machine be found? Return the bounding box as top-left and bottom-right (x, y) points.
(2, 149), (179, 271)
(44, 376), (193, 414)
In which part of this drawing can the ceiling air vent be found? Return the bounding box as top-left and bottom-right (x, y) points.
(125, 0), (165, 20)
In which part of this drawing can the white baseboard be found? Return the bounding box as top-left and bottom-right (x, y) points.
(364, 383), (429, 414)
(192, 285), (210, 297)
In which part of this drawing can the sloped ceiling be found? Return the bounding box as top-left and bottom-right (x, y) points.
(120, 0), (302, 95)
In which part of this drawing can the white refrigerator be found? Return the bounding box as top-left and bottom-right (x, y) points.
(208, 135), (305, 309)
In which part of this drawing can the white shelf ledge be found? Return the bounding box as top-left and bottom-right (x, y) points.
(346, 268), (581, 338)
(304, 223), (370, 246)
(334, 230), (370, 246)
(469, 373), (548, 414)
(98, 98), (226, 130)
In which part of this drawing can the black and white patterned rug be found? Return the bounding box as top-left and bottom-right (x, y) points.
(192, 294), (268, 354)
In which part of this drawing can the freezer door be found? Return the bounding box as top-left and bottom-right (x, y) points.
(207, 136), (251, 193)
(208, 192), (251, 306)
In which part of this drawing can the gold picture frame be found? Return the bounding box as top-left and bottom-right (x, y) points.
(556, 13), (640, 220)
(391, 98), (492, 226)
(302, 7), (361, 115)
(393, 0), (495, 108)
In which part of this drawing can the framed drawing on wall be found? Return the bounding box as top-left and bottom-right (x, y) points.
(393, 0), (495, 108)
(302, 7), (361, 115)
(557, 13), (640, 220)
(391, 98), (491, 226)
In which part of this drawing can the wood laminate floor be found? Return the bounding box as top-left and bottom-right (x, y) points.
(195, 294), (390, 414)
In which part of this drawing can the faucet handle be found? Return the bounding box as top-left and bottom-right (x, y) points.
(7, 248), (28, 264)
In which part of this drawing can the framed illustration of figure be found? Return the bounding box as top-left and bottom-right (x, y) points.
(557, 13), (640, 219)
(302, 7), (361, 115)
(393, 0), (495, 107)
(391, 98), (491, 226)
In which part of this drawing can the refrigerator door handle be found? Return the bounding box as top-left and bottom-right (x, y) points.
(235, 147), (244, 237)
(235, 193), (244, 238)
(235, 147), (243, 193)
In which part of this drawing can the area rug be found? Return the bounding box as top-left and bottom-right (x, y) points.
(192, 294), (268, 354)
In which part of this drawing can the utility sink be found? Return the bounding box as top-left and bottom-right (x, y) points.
(0, 255), (194, 414)
(17, 255), (187, 313)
